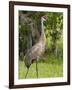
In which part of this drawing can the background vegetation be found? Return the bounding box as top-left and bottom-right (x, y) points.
(19, 11), (63, 79)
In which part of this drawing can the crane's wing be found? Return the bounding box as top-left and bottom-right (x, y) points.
(25, 43), (43, 60)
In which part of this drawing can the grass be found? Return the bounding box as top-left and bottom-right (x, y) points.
(18, 54), (63, 79)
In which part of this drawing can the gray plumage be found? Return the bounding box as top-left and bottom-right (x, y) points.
(24, 16), (47, 78)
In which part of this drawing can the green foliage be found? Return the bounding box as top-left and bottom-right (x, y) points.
(45, 12), (63, 54)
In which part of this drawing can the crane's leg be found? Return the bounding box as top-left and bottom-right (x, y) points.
(36, 60), (38, 78)
(25, 68), (29, 79)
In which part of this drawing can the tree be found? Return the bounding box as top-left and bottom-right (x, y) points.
(45, 12), (63, 55)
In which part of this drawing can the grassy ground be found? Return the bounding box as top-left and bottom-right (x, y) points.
(18, 54), (63, 79)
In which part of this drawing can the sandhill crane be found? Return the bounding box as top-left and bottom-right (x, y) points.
(24, 16), (47, 78)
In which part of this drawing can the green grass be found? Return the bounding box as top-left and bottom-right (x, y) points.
(18, 54), (63, 79)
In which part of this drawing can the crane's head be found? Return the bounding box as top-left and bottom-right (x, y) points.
(42, 15), (48, 22)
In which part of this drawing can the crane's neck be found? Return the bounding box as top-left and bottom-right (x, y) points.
(40, 17), (46, 43)
(41, 17), (44, 35)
